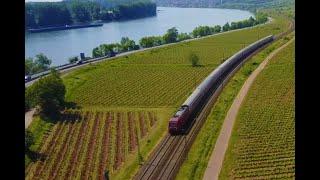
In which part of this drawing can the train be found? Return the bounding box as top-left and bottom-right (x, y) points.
(168, 35), (274, 135)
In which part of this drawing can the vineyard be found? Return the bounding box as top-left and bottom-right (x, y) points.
(175, 31), (295, 180)
(219, 40), (295, 179)
(26, 11), (293, 180)
(25, 109), (166, 180)
(63, 13), (290, 108)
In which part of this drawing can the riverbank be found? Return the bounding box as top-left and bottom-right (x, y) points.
(28, 23), (103, 33)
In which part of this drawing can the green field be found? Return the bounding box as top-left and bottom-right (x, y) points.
(175, 30), (294, 180)
(219, 40), (295, 179)
(26, 11), (292, 179)
(63, 13), (290, 109)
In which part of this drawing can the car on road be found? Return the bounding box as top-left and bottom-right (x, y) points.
(76, 60), (83, 65)
(25, 75), (31, 82)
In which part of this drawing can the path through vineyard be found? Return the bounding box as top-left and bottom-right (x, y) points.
(25, 108), (36, 129)
(202, 37), (295, 180)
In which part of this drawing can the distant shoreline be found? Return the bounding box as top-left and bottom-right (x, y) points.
(27, 23), (104, 33)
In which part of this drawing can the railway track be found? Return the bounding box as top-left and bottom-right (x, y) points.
(134, 21), (295, 178)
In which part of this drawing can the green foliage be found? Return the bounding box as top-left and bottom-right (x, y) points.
(25, 70), (66, 117)
(120, 37), (139, 51)
(68, 56), (79, 63)
(139, 36), (164, 48)
(34, 53), (52, 71)
(192, 26), (213, 37)
(25, 1), (157, 28)
(25, 129), (35, 152)
(189, 53), (200, 67)
(25, 58), (34, 75)
(116, 1), (157, 19)
(222, 22), (230, 32)
(255, 12), (269, 24)
(25, 53), (52, 75)
(163, 27), (179, 44)
(177, 33), (192, 41)
(70, 1), (92, 23)
(25, 2), (72, 28)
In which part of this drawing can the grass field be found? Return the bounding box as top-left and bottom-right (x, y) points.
(26, 11), (292, 179)
(175, 31), (294, 180)
(219, 39), (295, 179)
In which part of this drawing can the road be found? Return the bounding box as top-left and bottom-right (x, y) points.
(25, 108), (36, 129)
(202, 37), (295, 180)
(25, 18), (272, 88)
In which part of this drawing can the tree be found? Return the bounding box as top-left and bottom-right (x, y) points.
(68, 56), (79, 63)
(139, 36), (164, 48)
(255, 12), (268, 24)
(70, 2), (91, 23)
(120, 37), (137, 51)
(189, 53), (200, 67)
(34, 53), (52, 72)
(92, 47), (103, 58)
(213, 25), (221, 33)
(25, 69), (66, 117)
(163, 27), (179, 44)
(177, 33), (192, 41)
(25, 58), (34, 75)
(248, 16), (255, 26)
(222, 22), (230, 32)
(230, 22), (238, 30)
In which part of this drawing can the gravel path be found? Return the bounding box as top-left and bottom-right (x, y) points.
(25, 108), (36, 129)
(202, 37), (295, 180)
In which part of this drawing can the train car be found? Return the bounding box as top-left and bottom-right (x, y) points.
(168, 35), (274, 135)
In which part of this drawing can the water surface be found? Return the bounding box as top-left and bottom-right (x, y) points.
(25, 7), (253, 66)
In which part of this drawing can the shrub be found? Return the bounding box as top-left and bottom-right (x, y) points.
(189, 53), (200, 67)
(68, 56), (79, 63)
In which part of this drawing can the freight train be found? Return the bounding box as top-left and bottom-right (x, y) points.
(169, 35), (274, 135)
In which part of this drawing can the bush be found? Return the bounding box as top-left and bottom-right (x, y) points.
(189, 53), (200, 67)
(177, 33), (192, 41)
(68, 56), (78, 63)
(163, 27), (178, 44)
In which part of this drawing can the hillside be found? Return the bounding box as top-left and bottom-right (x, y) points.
(155, 0), (294, 10)
(63, 0), (153, 8)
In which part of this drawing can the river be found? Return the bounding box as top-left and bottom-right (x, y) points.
(25, 7), (253, 66)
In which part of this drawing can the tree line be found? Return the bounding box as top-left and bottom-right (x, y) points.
(25, 1), (156, 28)
(91, 14), (268, 57)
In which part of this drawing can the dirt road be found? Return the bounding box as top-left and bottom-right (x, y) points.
(25, 108), (36, 129)
(202, 37), (295, 180)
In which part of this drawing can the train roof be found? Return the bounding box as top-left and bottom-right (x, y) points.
(173, 106), (188, 117)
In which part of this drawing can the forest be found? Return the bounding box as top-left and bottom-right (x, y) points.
(25, 0), (156, 28)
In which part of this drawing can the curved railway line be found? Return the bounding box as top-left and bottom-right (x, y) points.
(134, 20), (294, 180)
